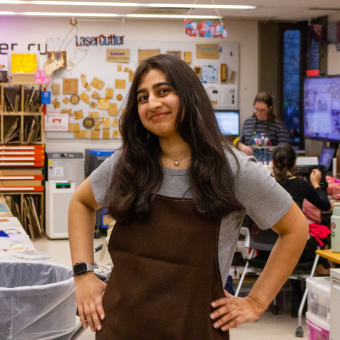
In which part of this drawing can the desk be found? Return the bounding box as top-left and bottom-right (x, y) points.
(316, 249), (340, 264)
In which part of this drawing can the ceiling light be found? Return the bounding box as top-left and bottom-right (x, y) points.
(0, 11), (221, 19)
(0, 1), (255, 9)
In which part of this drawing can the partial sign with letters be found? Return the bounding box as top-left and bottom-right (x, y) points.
(106, 49), (130, 63)
(45, 113), (69, 131)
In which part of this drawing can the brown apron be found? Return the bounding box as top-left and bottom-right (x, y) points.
(97, 195), (229, 340)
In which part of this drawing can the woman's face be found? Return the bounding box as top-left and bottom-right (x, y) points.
(253, 101), (271, 121)
(137, 69), (180, 138)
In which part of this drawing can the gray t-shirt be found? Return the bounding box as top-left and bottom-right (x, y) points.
(90, 147), (292, 285)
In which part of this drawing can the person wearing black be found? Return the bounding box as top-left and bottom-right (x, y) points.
(272, 145), (331, 317)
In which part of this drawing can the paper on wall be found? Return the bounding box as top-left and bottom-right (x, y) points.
(220, 84), (237, 108)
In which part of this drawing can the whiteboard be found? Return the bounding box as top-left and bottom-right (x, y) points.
(45, 41), (239, 140)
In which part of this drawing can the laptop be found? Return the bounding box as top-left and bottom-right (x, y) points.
(318, 148), (336, 171)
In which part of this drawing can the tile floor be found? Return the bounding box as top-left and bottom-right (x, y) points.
(32, 237), (308, 340)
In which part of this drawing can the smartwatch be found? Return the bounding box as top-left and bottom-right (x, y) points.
(73, 262), (94, 276)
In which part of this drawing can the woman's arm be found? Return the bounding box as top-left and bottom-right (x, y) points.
(306, 169), (331, 211)
(210, 201), (308, 331)
(68, 178), (107, 333)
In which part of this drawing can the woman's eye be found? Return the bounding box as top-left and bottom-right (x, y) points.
(138, 95), (148, 102)
(159, 88), (169, 95)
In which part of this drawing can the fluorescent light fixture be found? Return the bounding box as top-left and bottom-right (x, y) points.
(0, 1), (255, 9)
(0, 11), (221, 19)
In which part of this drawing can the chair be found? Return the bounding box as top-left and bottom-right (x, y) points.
(235, 216), (320, 338)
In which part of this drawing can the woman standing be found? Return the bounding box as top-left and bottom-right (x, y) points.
(68, 55), (308, 339)
(238, 92), (289, 157)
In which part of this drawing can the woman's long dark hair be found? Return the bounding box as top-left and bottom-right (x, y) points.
(273, 145), (296, 186)
(105, 54), (244, 223)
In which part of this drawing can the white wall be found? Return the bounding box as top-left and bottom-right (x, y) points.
(0, 17), (258, 153)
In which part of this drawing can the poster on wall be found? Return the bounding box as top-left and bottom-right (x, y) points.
(45, 113), (69, 131)
(201, 65), (218, 83)
(220, 84), (238, 108)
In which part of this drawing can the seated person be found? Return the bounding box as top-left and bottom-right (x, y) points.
(257, 145), (331, 317)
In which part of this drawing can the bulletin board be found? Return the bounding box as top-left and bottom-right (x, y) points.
(45, 40), (239, 140)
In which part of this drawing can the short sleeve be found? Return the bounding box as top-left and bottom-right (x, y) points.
(90, 151), (120, 207)
(226, 147), (293, 229)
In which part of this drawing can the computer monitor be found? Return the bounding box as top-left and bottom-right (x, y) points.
(318, 148), (335, 171)
(215, 110), (240, 136)
(304, 76), (340, 142)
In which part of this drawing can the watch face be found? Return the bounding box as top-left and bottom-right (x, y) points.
(74, 262), (87, 275)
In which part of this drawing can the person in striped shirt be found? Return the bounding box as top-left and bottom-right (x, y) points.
(238, 92), (289, 156)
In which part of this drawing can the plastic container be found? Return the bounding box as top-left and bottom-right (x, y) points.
(306, 312), (329, 340)
(307, 276), (331, 322)
(0, 261), (77, 340)
(331, 203), (340, 252)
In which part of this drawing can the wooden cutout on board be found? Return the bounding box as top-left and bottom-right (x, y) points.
(61, 109), (72, 115)
(124, 67), (134, 82)
(91, 130), (100, 139)
(116, 94), (123, 101)
(74, 110), (84, 120)
(112, 130), (119, 138)
(51, 98), (60, 109)
(102, 117), (110, 128)
(81, 74), (92, 91)
(95, 120), (102, 131)
(52, 83), (60, 96)
(89, 111), (99, 119)
(103, 128), (110, 139)
(97, 98), (109, 110)
(108, 103), (118, 116)
(115, 79), (126, 89)
(229, 71), (236, 84)
(91, 91), (101, 99)
(91, 77), (105, 91)
(194, 66), (201, 78)
(111, 118), (119, 128)
(184, 51), (192, 64)
(69, 123), (79, 132)
(74, 130), (89, 138)
(138, 49), (160, 65)
(221, 64), (227, 82)
(166, 51), (182, 59)
(63, 97), (70, 105)
(106, 88), (114, 98)
(117, 65), (122, 71)
(196, 44), (219, 59)
(63, 78), (78, 94)
(90, 102), (97, 109)
(79, 92), (90, 104)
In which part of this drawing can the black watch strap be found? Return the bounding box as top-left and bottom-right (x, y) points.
(73, 262), (94, 276)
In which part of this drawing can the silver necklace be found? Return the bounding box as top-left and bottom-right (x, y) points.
(163, 154), (191, 166)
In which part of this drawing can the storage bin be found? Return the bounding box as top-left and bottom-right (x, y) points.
(0, 261), (77, 340)
(306, 311), (329, 340)
(307, 276), (331, 322)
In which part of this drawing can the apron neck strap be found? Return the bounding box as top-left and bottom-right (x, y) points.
(253, 116), (270, 136)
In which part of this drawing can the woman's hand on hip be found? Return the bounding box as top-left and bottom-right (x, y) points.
(238, 142), (254, 156)
(74, 272), (107, 332)
(210, 290), (266, 331)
